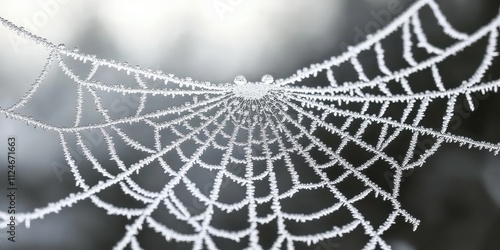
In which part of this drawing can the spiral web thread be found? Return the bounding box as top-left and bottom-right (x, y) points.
(1, 0), (500, 249)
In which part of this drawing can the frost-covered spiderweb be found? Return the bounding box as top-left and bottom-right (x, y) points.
(1, 0), (500, 249)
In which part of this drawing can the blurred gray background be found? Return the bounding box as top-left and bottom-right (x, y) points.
(0, 0), (499, 249)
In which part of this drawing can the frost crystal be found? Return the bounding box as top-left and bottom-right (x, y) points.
(232, 75), (274, 100)
(1, 1), (500, 249)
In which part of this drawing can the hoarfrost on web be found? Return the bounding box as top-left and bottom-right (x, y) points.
(1, 0), (500, 249)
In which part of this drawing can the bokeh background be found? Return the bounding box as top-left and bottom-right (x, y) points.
(0, 0), (499, 249)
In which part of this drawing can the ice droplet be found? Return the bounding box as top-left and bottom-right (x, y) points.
(261, 74), (274, 84)
(234, 75), (247, 85)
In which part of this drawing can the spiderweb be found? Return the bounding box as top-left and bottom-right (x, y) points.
(1, 0), (500, 249)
